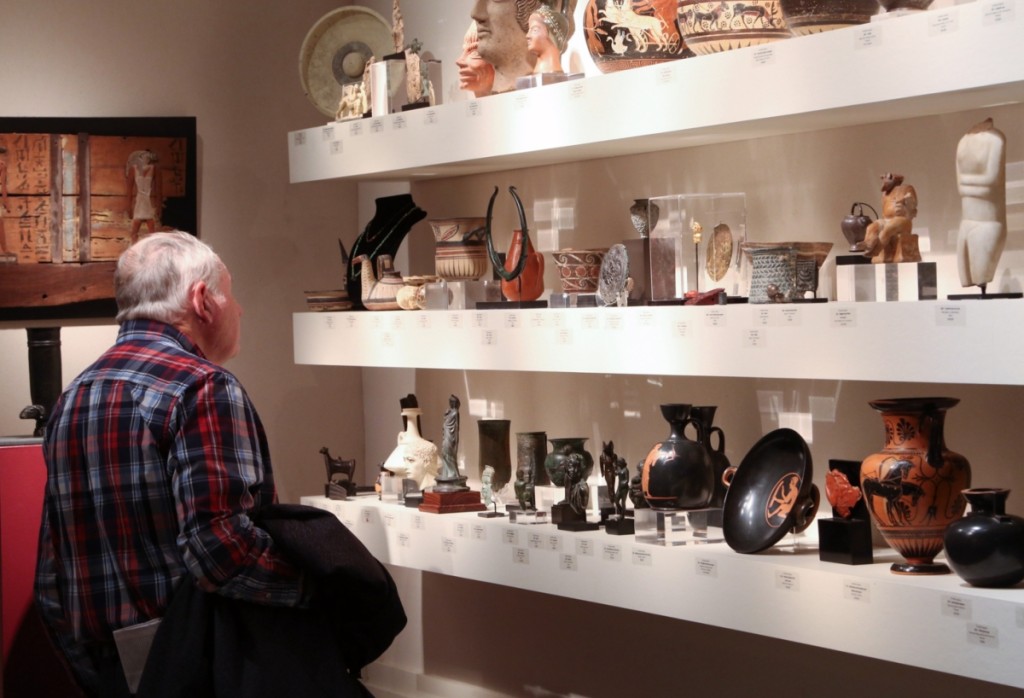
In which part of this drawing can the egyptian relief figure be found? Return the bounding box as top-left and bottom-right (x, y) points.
(471, 0), (542, 93)
(126, 150), (162, 242)
(457, 22), (496, 97)
(527, 4), (569, 75)
(0, 146), (14, 261)
(956, 118), (1007, 292)
(863, 173), (920, 264)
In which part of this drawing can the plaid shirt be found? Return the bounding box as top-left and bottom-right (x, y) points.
(35, 320), (304, 681)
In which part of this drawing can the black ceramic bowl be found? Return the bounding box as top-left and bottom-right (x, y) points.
(723, 428), (820, 554)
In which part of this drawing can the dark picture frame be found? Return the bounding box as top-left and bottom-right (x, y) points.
(0, 116), (197, 322)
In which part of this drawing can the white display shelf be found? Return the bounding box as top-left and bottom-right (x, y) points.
(288, 3), (1024, 183)
(301, 495), (1024, 689)
(293, 299), (1024, 385)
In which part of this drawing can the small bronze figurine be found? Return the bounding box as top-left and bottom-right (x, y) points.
(321, 447), (357, 500)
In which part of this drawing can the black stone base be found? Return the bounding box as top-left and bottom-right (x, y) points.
(605, 516), (635, 536)
(818, 517), (873, 565)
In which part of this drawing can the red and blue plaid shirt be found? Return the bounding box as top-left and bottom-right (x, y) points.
(35, 320), (304, 680)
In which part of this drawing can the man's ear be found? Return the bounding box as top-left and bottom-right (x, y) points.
(190, 281), (214, 324)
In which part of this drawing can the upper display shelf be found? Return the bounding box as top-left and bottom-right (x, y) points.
(288, 3), (1023, 183)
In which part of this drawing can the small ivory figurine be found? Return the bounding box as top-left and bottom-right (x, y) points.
(956, 118), (1007, 293)
(863, 173), (921, 264)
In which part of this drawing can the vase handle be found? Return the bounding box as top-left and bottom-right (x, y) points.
(484, 185), (531, 282)
(709, 426), (725, 453)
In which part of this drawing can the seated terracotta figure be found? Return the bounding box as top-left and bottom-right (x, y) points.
(864, 173), (921, 264)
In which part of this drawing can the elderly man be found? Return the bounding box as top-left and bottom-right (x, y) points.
(35, 232), (354, 696)
(471, 0), (542, 92)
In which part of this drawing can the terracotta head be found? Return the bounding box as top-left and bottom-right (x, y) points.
(456, 22), (496, 96)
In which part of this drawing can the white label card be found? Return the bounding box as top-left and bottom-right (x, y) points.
(695, 558), (718, 578)
(505, 313), (519, 329)
(472, 524), (487, 541)
(855, 25), (882, 49)
(370, 118), (385, 134)
(560, 554), (578, 572)
(581, 313), (599, 330)
(547, 535), (562, 551)
(442, 537), (456, 554)
(448, 313), (463, 329)
(513, 547), (529, 565)
(472, 312), (487, 328)
(831, 307), (857, 328)
(391, 115), (407, 130)
(704, 309), (727, 327)
(423, 109), (439, 126)
(752, 46), (776, 66)
(482, 330), (497, 346)
(967, 624), (999, 648)
(632, 548), (653, 566)
(843, 580), (871, 603)
(467, 101), (482, 117)
(361, 508), (372, 524)
(455, 522), (467, 538)
(675, 321), (688, 338)
(417, 314), (431, 329)
(398, 532), (411, 548)
(745, 329), (765, 349)
(384, 513), (396, 528)
(929, 11), (959, 35)
(529, 532), (543, 549)
(570, 82), (585, 100)
(638, 311), (655, 327)
(936, 305), (966, 326)
(576, 538), (594, 556)
(656, 65), (674, 84)
(413, 515), (425, 530)
(293, 132), (306, 146)
(775, 570), (800, 591)
(983, 1), (1015, 24)
(321, 126), (335, 141)
(602, 544), (622, 562)
(349, 121), (363, 137)
(503, 528), (519, 546)
(942, 594), (972, 619)
(606, 313), (624, 331)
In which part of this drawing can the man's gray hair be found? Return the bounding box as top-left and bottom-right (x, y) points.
(115, 231), (225, 325)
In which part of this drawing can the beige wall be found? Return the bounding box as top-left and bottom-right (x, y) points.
(0, 0), (364, 502)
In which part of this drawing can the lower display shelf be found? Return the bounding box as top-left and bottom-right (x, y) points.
(302, 494), (1024, 689)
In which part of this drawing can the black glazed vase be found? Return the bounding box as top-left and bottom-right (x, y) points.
(944, 488), (1024, 588)
(687, 405), (730, 508)
(641, 404), (714, 511)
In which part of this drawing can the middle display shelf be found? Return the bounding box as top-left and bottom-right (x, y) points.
(293, 298), (1024, 386)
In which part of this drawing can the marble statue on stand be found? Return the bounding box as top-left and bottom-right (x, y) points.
(952, 118), (1018, 298)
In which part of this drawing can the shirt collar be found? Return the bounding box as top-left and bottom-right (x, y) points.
(117, 319), (207, 359)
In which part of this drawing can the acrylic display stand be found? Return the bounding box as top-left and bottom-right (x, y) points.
(634, 508), (724, 546)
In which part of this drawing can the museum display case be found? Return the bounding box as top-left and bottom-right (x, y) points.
(289, 3), (1024, 690)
